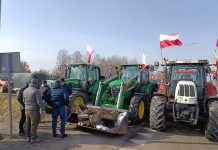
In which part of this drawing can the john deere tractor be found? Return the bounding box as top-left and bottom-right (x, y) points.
(65, 63), (104, 112)
(46, 63), (103, 114)
(75, 64), (158, 134)
(150, 60), (218, 141)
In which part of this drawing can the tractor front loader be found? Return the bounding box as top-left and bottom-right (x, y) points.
(74, 64), (158, 134)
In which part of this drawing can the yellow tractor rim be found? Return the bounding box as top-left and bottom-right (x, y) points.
(138, 100), (145, 119)
(72, 96), (84, 112)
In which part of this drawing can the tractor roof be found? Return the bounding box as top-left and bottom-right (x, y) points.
(69, 63), (100, 68)
(121, 64), (148, 67)
(166, 60), (209, 66)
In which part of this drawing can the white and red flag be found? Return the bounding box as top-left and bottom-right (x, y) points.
(216, 38), (218, 47)
(87, 44), (92, 63)
(160, 32), (182, 48)
(141, 52), (147, 70)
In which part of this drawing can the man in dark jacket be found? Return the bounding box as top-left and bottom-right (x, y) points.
(60, 78), (72, 100)
(23, 78), (45, 142)
(40, 80), (51, 105)
(60, 78), (72, 118)
(17, 82), (29, 136)
(50, 80), (68, 138)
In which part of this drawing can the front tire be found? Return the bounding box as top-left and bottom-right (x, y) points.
(149, 96), (166, 131)
(70, 91), (89, 113)
(205, 101), (218, 141)
(129, 96), (145, 124)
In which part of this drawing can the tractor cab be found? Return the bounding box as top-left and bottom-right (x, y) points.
(166, 60), (207, 100)
(66, 63), (102, 92)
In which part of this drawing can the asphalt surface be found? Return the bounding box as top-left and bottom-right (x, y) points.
(0, 115), (218, 150)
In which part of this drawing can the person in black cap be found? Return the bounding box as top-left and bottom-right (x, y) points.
(40, 80), (51, 106)
(50, 80), (68, 138)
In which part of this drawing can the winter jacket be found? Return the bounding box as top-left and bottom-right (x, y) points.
(50, 80), (68, 109)
(62, 83), (72, 101)
(17, 82), (29, 110)
(23, 78), (45, 112)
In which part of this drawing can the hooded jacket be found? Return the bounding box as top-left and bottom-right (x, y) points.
(50, 80), (68, 109)
(23, 78), (45, 111)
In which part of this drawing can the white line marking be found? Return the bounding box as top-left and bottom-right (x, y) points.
(137, 132), (153, 139)
(130, 139), (148, 145)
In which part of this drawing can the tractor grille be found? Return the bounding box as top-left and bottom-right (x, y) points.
(177, 84), (195, 97)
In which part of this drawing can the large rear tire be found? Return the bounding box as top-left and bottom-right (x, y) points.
(149, 96), (166, 131)
(205, 101), (218, 141)
(129, 96), (145, 124)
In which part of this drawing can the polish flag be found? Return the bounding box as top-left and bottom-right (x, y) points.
(216, 38), (218, 47)
(160, 32), (182, 48)
(141, 52), (147, 70)
(87, 44), (92, 63)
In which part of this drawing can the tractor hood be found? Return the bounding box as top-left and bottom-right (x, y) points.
(109, 79), (127, 87)
(65, 79), (82, 89)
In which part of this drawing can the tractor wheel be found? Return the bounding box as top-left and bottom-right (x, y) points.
(129, 96), (145, 124)
(70, 91), (89, 113)
(205, 101), (218, 141)
(149, 96), (166, 131)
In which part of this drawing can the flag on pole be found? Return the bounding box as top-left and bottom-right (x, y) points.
(141, 52), (147, 70)
(87, 44), (92, 63)
(216, 38), (218, 47)
(160, 32), (182, 48)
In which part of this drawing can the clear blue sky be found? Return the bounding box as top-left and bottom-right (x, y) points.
(0, 0), (218, 71)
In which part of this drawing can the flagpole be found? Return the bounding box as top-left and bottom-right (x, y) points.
(160, 48), (163, 65)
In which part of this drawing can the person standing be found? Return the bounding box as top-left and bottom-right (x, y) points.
(17, 82), (29, 136)
(40, 80), (51, 106)
(60, 78), (72, 118)
(23, 78), (45, 142)
(50, 80), (68, 138)
(60, 78), (72, 98)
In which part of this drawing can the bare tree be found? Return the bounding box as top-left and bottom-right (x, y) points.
(71, 51), (83, 63)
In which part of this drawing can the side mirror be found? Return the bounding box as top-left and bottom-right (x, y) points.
(149, 66), (154, 72)
(206, 66), (212, 73)
(100, 76), (106, 80)
(154, 61), (159, 67)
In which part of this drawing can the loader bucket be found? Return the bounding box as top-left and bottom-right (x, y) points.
(75, 105), (128, 134)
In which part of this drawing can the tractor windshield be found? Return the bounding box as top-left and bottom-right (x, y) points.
(170, 65), (204, 87)
(169, 64), (205, 98)
(69, 65), (87, 80)
(121, 66), (141, 79)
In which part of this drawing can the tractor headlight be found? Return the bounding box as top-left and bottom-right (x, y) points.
(188, 98), (197, 104)
(176, 97), (183, 103)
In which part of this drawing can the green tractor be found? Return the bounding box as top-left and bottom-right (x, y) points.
(75, 64), (158, 134)
(46, 63), (103, 114)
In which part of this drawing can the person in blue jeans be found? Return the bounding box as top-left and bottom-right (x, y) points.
(60, 78), (72, 119)
(50, 80), (68, 138)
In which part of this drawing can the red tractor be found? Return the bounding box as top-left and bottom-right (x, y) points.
(150, 60), (218, 141)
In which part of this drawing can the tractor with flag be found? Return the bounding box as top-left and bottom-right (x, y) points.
(70, 63), (158, 134)
(149, 59), (218, 141)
